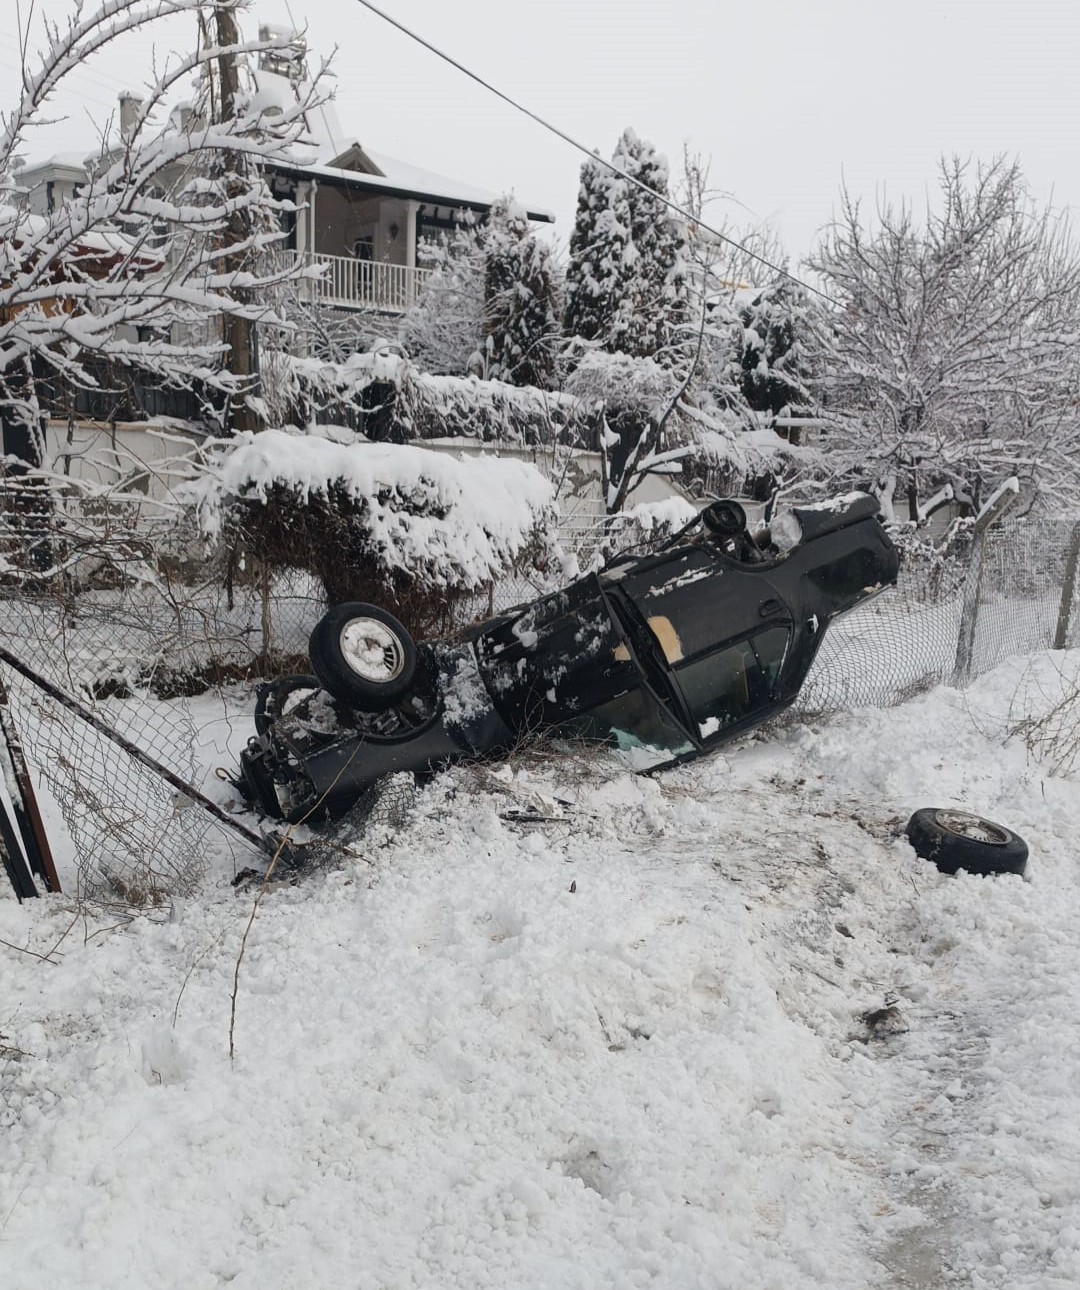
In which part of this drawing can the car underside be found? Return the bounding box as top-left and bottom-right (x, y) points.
(235, 494), (900, 825)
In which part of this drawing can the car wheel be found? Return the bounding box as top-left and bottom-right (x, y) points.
(308, 603), (417, 711)
(702, 500), (747, 537)
(254, 674), (322, 736)
(905, 807), (1028, 877)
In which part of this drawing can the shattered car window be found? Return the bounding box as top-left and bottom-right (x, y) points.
(553, 686), (695, 760)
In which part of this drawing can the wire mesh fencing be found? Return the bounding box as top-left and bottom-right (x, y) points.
(794, 518), (1080, 714)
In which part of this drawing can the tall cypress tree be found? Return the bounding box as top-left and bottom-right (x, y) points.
(563, 153), (634, 352)
(610, 128), (689, 364)
(563, 132), (687, 365)
(483, 197), (559, 389)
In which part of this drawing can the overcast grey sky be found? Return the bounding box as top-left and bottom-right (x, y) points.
(10, 0), (1080, 263)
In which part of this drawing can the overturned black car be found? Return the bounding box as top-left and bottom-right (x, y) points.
(236, 494), (899, 824)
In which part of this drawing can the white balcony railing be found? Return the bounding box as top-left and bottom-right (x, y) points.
(290, 251), (432, 313)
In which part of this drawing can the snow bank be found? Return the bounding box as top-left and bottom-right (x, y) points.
(5, 652), (1080, 1288)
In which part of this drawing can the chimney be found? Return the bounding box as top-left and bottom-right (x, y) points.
(118, 92), (144, 141)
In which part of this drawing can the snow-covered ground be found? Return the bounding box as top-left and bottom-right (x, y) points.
(3, 652), (1080, 1289)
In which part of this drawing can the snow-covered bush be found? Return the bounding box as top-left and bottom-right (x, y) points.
(584, 497), (699, 568)
(259, 344), (598, 448)
(399, 199), (561, 389)
(188, 429), (560, 635)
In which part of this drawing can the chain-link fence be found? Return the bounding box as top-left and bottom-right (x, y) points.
(796, 518), (1080, 713)
(3, 489), (1079, 903)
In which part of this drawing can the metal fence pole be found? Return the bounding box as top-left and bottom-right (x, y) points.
(1054, 521), (1080, 650)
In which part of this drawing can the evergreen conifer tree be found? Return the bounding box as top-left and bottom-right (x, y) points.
(608, 129), (689, 363)
(483, 198), (559, 389)
(562, 154), (634, 353)
(736, 281), (816, 416)
(563, 133), (688, 365)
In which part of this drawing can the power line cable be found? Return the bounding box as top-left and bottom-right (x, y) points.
(349, 0), (833, 304)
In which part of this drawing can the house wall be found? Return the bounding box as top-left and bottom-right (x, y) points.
(15, 168), (85, 216)
(310, 187), (409, 265)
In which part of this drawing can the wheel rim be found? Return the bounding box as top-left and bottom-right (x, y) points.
(338, 618), (406, 684)
(276, 681), (318, 719)
(933, 810), (1009, 846)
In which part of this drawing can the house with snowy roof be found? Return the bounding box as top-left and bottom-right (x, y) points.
(15, 30), (552, 317)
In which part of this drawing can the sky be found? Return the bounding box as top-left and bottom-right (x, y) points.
(8, 0), (1080, 264)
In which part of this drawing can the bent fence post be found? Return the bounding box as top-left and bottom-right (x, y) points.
(0, 675), (61, 892)
(0, 646), (272, 860)
(1, 794), (38, 901)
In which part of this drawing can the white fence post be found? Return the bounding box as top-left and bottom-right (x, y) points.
(950, 484), (1022, 687)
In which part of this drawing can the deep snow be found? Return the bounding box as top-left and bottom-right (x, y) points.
(3, 652), (1080, 1289)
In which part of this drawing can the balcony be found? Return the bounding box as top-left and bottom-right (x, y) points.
(290, 251), (432, 313)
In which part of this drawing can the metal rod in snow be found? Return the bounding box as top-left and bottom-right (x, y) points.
(0, 648), (272, 858)
(0, 676), (61, 892)
(0, 791), (37, 901)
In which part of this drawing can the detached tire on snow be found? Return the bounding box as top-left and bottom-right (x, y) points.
(308, 603), (417, 711)
(905, 808), (1028, 877)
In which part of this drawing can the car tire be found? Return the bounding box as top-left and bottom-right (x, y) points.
(254, 674), (322, 736)
(308, 603), (417, 711)
(702, 500), (748, 537)
(905, 807), (1028, 877)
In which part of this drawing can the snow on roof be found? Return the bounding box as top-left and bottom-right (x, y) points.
(254, 66), (554, 221)
(16, 152), (95, 179)
(0, 201), (161, 266)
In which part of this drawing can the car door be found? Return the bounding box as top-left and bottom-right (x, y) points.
(605, 545), (795, 745)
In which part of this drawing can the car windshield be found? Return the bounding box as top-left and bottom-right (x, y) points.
(673, 626), (790, 739)
(552, 686), (695, 767)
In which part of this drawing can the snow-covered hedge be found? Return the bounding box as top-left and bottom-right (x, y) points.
(188, 429), (560, 634)
(262, 345), (599, 448)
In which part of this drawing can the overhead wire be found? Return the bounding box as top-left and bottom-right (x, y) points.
(348, 0), (834, 305)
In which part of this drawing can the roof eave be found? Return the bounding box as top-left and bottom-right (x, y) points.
(269, 159), (555, 224)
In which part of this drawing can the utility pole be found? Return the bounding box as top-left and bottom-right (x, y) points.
(214, 2), (260, 434)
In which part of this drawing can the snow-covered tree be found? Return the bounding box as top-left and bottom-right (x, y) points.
(608, 129), (688, 364)
(401, 200), (559, 390)
(808, 157), (1080, 517)
(735, 280), (818, 418)
(399, 215), (487, 377)
(563, 131), (688, 368)
(482, 197), (559, 389)
(0, 0), (327, 444)
(562, 152), (634, 354)
(564, 350), (688, 515)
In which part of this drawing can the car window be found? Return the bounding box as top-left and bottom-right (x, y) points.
(673, 627), (790, 739)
